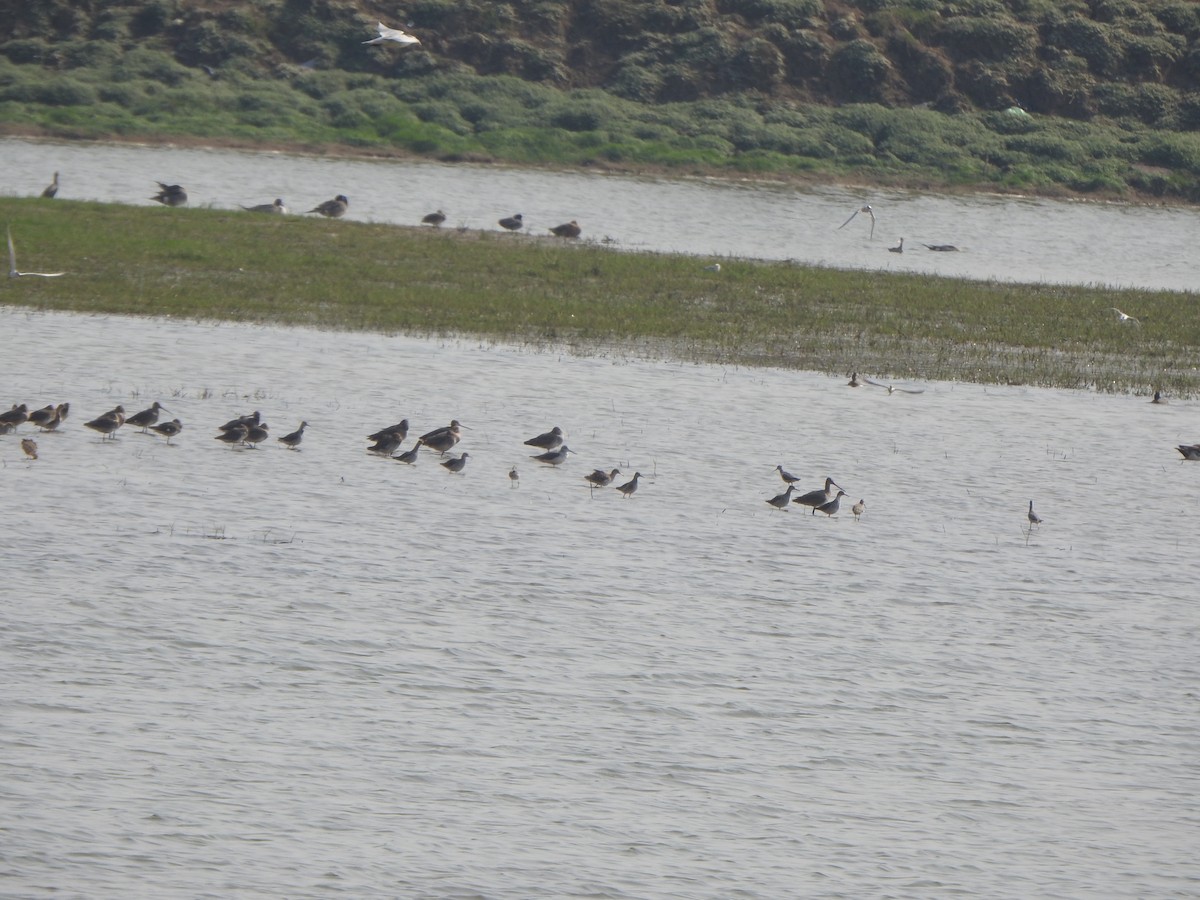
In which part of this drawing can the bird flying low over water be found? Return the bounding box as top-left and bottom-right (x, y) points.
(838, 205), (875, 239)
(363, 22), (420, 46)
(8, 226), (64, 278)
(922, 244), (959, 252)
(309, 195), (349, 218)
(863, 376), (925, 394)
(151, 182), (187, 207)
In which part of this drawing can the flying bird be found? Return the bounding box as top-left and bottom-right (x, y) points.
(308, 195), (349, 218)
(1109, 307), (1141, 326)
(8, 226), (64, 278)
(922, 244), (959, 252)
(151, 182), (187, 207)
(363, 21), (421, 46)
(864, 376), (925, 394)
(837, 204), (875, 239)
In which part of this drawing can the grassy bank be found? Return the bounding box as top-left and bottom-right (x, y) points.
(3, 197), (1198, 394)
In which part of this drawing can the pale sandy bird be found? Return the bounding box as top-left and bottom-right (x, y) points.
(394, 439), (423, 464)
(615, 471), (642, 498)
(151, 419), (183, 443)
(363, 21), (421, 46)
(1027, 500), (1043, 526)
(125, 401), (168, 432)
(837, 204), (875, 239)
(766, 484), (796, 510)
(499, 214), (524, 231)
(309, 195), (349, 218)
(242, 198), (287, 214)
(441, 452), (470, 473)
(852, 499), (865, 521)
(549, 220), (581, 238)
(775, 464), (800, 484)
(42, 172), (59, 199)
(21, 437), (37, 460)
(422, 210), (446, 227)
(8, 226), (64, 278)
(151, 182), (187, 206)
(509, 465), (519, 487)
(278, 421), (307, 449)
(524, 426), (564, 450)
(889, 237), (904, 253)
(1109, 307), (1141, 326)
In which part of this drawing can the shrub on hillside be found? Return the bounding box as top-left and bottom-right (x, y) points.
(827, 39), (891, 103)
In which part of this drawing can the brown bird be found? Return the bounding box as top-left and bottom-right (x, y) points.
(851, 499), (865, 521)
(368, 419), (409, 443)
(21, 437), (38, 460)
(84, 409), (124, 439)
(308, 194), (349, 218)
(584, 467), (620, 490)
(421, 210), (446, 227)
(26, 405), (57, 429)
(42, 171), (59, 198)
(216, 423), (248, 447)
(549, 220), (581, 238)
(243, 421), (270, 447)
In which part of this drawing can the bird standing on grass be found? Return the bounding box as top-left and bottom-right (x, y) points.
(309, 195), (349, 218)
(151, 182), (187, 207)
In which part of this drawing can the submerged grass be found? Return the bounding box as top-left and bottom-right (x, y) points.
(3, 197), (1198, 394)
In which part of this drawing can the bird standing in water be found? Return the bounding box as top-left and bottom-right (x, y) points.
(1027, 500), (1043, 527)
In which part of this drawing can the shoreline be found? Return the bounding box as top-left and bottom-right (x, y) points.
(2, 125), (1185, 212)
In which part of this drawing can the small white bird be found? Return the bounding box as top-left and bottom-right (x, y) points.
(7, 226), (64, 278)
(837, 204), (876, 239)
(363, 21), (420, 46)
(1110, 307), (1141, 326)
(703, 263), (721, 272)
(864, 376), (924, 394)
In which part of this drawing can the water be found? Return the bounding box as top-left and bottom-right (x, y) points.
(4, 136), (1200, 292)
(2, 307), (1198, 897)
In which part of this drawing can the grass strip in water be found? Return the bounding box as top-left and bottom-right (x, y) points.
(2, 197), (1197, 395)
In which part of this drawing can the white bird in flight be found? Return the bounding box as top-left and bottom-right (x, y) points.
(864, 376), (924, 394)
(1109, 307), (1141, 326)
(838, 204), (875, 239)
(363, 21), (420, 46)
(7, 226), (64, 278)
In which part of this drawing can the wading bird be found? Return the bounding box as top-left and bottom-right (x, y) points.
(532, 445), (573, 466)
(524, 426), (564, 450)
(775, 465), (800, 485)
(615, 472), (642, 498)
(509, 465), (519, 487)
(394, 440), (423, 464)
(1027, 500), (1043, 526)
(8, 226), (64, 278)
(816, 490), (847, 517)
(852, 499), (865, 521)
(837, 204), (875, 239)
(151, 419), (183, 444)
(766, 485), (796, 510)
(584, 468), (620, 491)
(278, 421), (307, 450)
(441, 452), (469, 473)
(793, 477), (842, 513)
(125, 401), (168, 432)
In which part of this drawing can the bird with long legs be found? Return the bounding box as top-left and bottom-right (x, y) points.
(524, 426), (564, 450)
(151, 419), (183, 444)
(125, 402), (168, 432)
(278, 421), (307, 450)
(837, 204), (875, 239)
(766, 485), (797, 510)
(615, 472), (643, 498)
(793, 477), (842, 513)
(775, 464), (800, 485)
(816, 490), (847, 517)
(1027, 500), (1043, 527)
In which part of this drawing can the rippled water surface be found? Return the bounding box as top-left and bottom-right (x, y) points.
(2, 307), (1198, 898)
(5, 136), (1200, 291)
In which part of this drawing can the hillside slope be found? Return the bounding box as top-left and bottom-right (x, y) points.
(5, 0), (1200, 200)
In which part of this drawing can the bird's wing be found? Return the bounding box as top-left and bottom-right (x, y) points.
(893, 387), (925, 394)
(863, 377), (890, 389)
(837, 209), (859, 230)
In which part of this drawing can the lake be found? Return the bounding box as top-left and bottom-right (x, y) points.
(2, 306), (1198, 897)
(4, 136), (1200, 292)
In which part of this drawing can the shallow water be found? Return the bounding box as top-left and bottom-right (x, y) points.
(2, 307), (1198, 897)
(4, 136), (1200, 292)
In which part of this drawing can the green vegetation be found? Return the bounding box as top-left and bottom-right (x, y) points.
(4, 1), (1200, 200)
(4, 198), (1197, 394)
